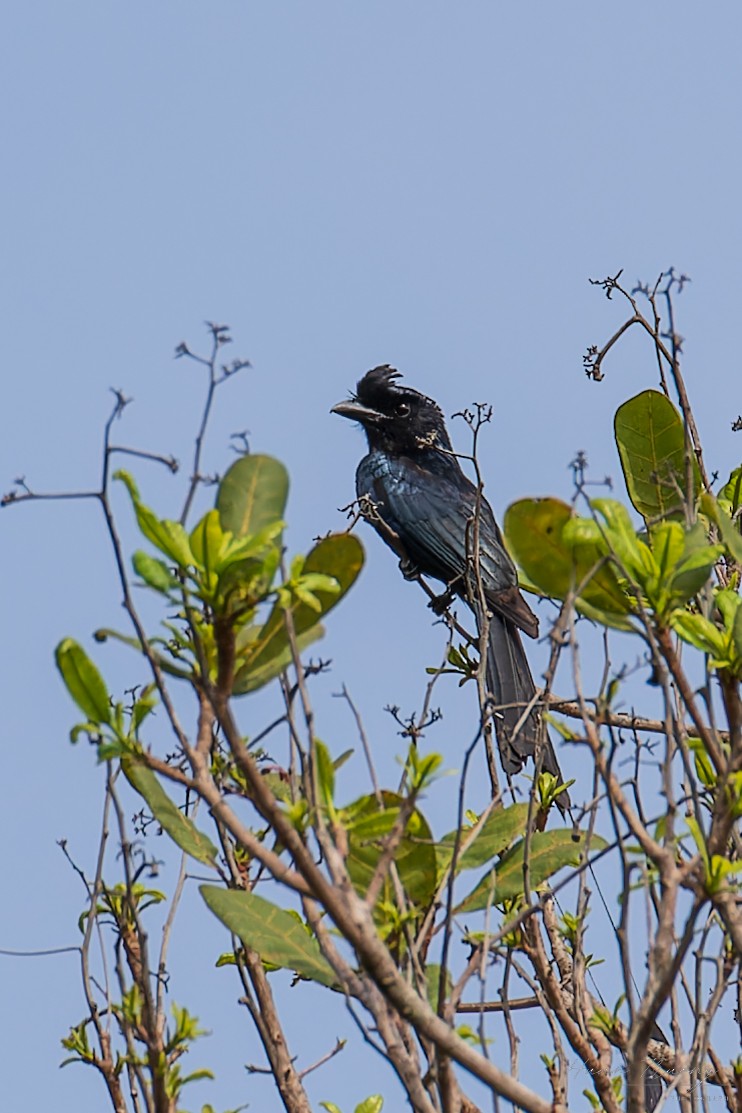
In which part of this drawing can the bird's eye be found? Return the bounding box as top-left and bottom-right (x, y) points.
(396, 402), (411, 417)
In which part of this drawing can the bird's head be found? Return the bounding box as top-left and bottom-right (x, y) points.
(332, 366), (452, 455)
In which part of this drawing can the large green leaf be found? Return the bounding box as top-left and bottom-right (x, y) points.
(55, 638), (112, 725)
(232, 534), (364, 693)
(505, 498), (633, 629)
(216, 455), (289, 539)
(614, 390), (698, 521)
(343, 792), (437, 913)
(232, 625), (325, 694)
(505, 498), (575, 599)
(200, 886), (337, 988)
(123, 759), (218, 868)
(438, 803), (528, 874)
(454, 828), (606, 914)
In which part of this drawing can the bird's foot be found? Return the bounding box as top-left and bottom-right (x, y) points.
(398, 557), (420, 582)
(427, 575), (463, 615)
(428, 587), (456, 615)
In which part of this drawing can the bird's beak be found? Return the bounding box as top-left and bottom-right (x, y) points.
(331, 400), (383, 425)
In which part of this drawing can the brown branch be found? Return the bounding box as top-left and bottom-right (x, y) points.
(544, 692), (729, 742)
(521, 914), (619, 1113)
(210, 695), (562, 1113)
(456, 996), (540, 1014)
(239, 947), (313, 1113)
(656, 628), (725, 773)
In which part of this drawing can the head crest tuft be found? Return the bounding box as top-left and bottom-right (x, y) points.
(354, 365), (405, 404)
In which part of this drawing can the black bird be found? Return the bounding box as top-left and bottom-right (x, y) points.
(332, 365), (568, 802)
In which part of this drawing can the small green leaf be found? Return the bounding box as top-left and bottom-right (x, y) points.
(671, 612), (729, 661)
(591, 499), (658, 584)
(115, 470), (194, 567)
(424, 964), (452, 1011)
(123, 759), (218, 868)
(687, 736), (716, 787)
(719, 466), (742, 515)
(614, 390), (698, 521)
(93, 628), (193, 681)
(669, 543), (725, 604)
(315, 739), (336, 811)
(131, 685), (158, 732)
(179, 1068), (215, 1087)
(200, 886), (337, 988)
(55, 638), (112, 725)
(649, 521), (685, 580)
(189, 508), (229, 576)
(733, 599), (742, 660)
(132, 550), (177, 592)
(233, 534), (363, 693)
(701, 492), (742, 565)
(217, 455), (289, 539)
(355, 1098), (384, 1113)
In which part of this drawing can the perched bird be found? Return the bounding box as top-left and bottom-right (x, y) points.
(332, 365), (568, 802)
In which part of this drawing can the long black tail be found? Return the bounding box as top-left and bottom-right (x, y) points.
(481, 609), (570, 807)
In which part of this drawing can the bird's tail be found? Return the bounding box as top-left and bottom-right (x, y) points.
(481, 609), (570, 808)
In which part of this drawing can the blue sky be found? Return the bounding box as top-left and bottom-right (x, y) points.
(3, 4), (741, 1111)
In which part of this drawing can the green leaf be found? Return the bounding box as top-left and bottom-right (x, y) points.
(217, 549), (282, 617)
(231, 623), (325, 694)
(614, 390), (698, 521)
(733, 598), (742, 661)
(123, 759), (218, 868)
(649, 521), (685, 580)
(719, 466), (742, 515)
(671, 612), (729, 661)
(505, 498), (633, 626)
(454, 829), (606, 914)
(55, 638), (112, 725)
(200, 886), (337, 988)
(438, 803), (528, 874)
(355, 1098), (384, 1113)
(132, 550), (177, 592)
(424, 964), (452, 1011)
(93, 628), (194, 681)
(669, 543), (725, 604)
(233, 534), (364, 694)
(189, 508), (229, 576)
(217, 455), (289, 539)
(687, 736), (716, 787)
(505, 498), (576, 599)
(131, 685), (158, 732)
(344, 792), (438, 913)
(220, 520), (285, 568)
(115, 470), (194, 567)
(700, 492), (742, 565)
(590, 499), (657, 583)
(315, 739), (336, 810)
